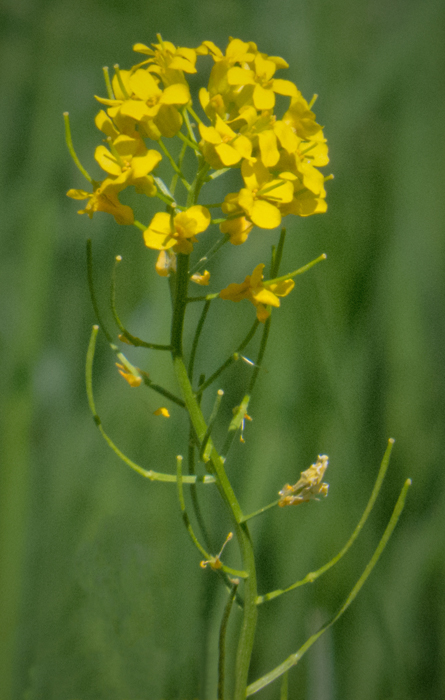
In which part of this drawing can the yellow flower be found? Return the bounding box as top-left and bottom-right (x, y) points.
(66, 182), (134, 225)
(95, 68), (190, 138)
(279, 455), (329, 506)
(227, 52), (297, 111)
(191, 270), (211, 285)
(94, 134), (161, 196)
(134, 37), (198, 86)
(153, 407), (170, 417)
(115, 362), (142, 387)
(220, 159), (293, 242)
(198, 115), (252, 169)
(219, 263), (294, 322)
(144, 206), (211, 254)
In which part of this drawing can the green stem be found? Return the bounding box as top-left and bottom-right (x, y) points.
(170, 254), (257, 699)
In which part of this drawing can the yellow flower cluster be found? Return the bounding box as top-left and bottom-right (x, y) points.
(67, 36), (328, 236)
(67, 36), (329, 325)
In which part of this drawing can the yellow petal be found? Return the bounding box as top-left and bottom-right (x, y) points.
(120, 99), (152, 121)
(129, 69), (161, 100)
(215, 142), (242, 166)
(94, 146), (121, 176)
(95, 110), (118, 138)
(199, 123), (222, 145)
(131, 149), (162, 178)
(233, 134), (252, 160)
(182, 205), (211, 233)
(214, 115), (236, 138)
(219, 280), (250, 302)
(258, 130), (279, 168)
(254, 54), (276, 81)
(143, 212), (175, 250)
(250, 200), (281, 229)
(242, 158), (269, 190)
(154, 104), (182, 137)
(252, 288), (281, 307)
(271, 79), (298, 97)
(161, 83), (190, 105)
(273, 121), (299, 153)
(238, 188), (255, 215)
(112, 70), (131, 100)
(219, 216), (253, 245)
(227, 66), (256, 86)
(250, 263), (265, 287)
(253, 84), (275, 111)
(268, 279), (295, 297)
(66, 188), (89, 200)
(255, 304), (270, 323)
(168, 56), (197, 73)
(261, 178), (294, 204)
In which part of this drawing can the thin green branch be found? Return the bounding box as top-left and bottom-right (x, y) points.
(86, 326), (214, 484)
(189, 234), (230, 276)
(218, 582), (239, 700)
(188, 299), (211, 382)
(64, 112), (93, 183)
(113, 64), (130, 98)
(246, 478), (412, 696)
(140, 374), (185, 408)
(269, 253), (327, 286)
(200, 389), (224, 463)
(170, 140), (188, 195)
(133, 220), (147, 232)
(271, 228), (287, 278)
(196, 319), (259, 396)
(102, 66), (114, 99)
(159, 138), (191, 191)
(247, 315), (271, 395)
(153, 175), (178, 206)
(177, 456), (248, 579)
(187, 104), (204, 127)
(86, 239), (114, 343)
(183, 107), (198, 143)
(176, 456), (211, 559)
(110, 256), (171, 351)
(209, 167), (231, 180)
(280, 672), (289, 700)
(188, 428), (214, 552)
(240, 499), (280, 524)
(256, 439), (396, 604)
(177, 129), (201, 153)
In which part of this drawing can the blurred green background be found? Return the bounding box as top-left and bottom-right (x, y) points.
(1, 0), (444, 698)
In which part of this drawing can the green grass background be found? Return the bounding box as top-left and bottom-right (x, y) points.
(1, 0), (444, 698)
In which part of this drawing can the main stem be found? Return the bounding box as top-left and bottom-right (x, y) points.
(171, 252), (257, 700)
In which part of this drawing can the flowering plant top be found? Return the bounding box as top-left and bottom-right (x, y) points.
(67, 36), (330, 303)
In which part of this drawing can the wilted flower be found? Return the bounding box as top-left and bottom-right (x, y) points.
(279, 455), (329, 507)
